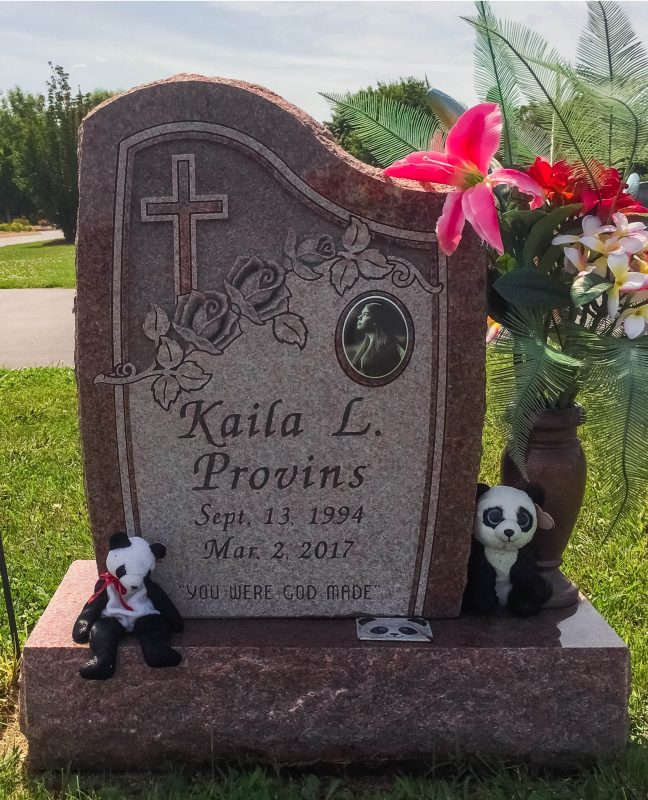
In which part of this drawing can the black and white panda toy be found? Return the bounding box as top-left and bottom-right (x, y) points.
(462, 483), (554, 618)
(72, 533), (183, 680)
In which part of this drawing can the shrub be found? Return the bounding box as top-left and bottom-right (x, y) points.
(0, 217), (32, 232)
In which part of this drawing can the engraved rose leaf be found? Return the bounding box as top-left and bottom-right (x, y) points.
(173, 324), (223, 356)
(143, 305), (170, 341)
(357, 248), (391, 279)
(330, 258), (359, 296)
(175, 361), (212, 392)
(156, 336), (184, 369)
(224, 280), (265, 325)
(292, 259), (323, 281)
(283, 230), (297, 272)
(342, 217), (371, 254)
(272, 313), (308, 350)
(151, 374), (181, 411)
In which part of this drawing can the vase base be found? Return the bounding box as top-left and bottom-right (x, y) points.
(542, 569), (580, 609)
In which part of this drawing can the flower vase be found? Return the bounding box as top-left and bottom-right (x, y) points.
(500, 406), (584, 608)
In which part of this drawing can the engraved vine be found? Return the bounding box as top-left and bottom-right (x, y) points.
(95, 216), (442, 411)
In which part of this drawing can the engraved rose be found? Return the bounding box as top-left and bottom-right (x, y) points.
(284, 231), (335, 280)
(172, 290), (241, 353)
(298, 234), (336, 264)
(225, 255), (291, 324)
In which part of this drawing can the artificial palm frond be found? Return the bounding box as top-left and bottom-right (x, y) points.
(491, 310), (582, 475)
(472, 1), (531, 165)
(576, 2), (648, 169)
(577, 334), (648, 535)
(577, 1), (648, 95)
(542, 59), (648, 175)
(463, 13), (610, 190)
(320, 91), (440, 167)
(466, 4), (648, 176)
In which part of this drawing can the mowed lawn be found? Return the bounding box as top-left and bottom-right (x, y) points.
(0, 241), (75, 288)
(0, 367), (646, 798)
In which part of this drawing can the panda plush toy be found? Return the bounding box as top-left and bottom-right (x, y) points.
(72, 533), (183, 680)
(462, 483), (555, 618)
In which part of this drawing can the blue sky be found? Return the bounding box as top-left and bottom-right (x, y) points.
(1, 1), (647, 122)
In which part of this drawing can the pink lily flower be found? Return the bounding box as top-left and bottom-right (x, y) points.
(384, 103), (545, 255)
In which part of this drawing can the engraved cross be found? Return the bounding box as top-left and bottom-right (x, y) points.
(141, 154), (228, 296)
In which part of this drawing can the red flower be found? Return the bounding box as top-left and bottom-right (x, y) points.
(526, 157), (647, 219)
(526, 157), (584, 205)
(578, 167), (647, 220)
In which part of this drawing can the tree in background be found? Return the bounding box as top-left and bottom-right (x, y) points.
(0, 64), (111, 241)
(0, 98), (35, 222)
(324, 78), (434, 167)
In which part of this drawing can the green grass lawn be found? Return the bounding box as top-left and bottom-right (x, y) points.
(0, 241), (75, 289)
(0, 367), (646, 799)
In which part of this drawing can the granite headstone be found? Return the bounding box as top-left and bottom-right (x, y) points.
(75, 75), (485, 618)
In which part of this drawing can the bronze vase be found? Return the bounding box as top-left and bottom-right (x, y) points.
(500, 406), (585, 608)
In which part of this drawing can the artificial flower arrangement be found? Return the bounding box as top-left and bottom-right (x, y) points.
(325, 0), (648, 533)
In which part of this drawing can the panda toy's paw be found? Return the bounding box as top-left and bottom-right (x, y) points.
(79, 655), (117, 681)
(508, 595), (543, 618)
(134, 614), (182, 669)
(143, 645), (182, 669)
(72, 620), (91, 644)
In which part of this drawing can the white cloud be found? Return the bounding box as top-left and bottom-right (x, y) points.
(1, 1), (647, 121)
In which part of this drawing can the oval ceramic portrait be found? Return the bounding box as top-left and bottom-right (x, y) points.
(336, 292), (414, 386)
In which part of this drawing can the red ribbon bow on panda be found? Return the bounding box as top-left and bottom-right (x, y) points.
(86, 572), (134, 611)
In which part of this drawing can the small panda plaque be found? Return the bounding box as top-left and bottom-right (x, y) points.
(356, 616), (433, 642)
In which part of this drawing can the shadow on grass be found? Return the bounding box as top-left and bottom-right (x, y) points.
(6, 741), (646, 800)
(41, 239), (70, 248)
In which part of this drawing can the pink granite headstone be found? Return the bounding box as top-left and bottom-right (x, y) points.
(75, 75), (485, 619)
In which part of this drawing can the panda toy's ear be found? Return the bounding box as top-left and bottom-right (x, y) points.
(523, 484), (555, 529)
(476, 483), (490, 501)
(150, 542), (167, 560)
(109, 532), (131, 550)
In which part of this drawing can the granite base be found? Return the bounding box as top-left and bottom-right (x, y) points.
(20, 561), (629, 771)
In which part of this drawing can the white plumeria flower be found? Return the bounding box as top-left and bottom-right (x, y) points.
(552, 215), (615, 248)
(562, 246), (588, 273)
(607, 264), (648, 317)
(612, 212), (648, 241)
(553, 214), (648, 274)
(581, 212), (648, 260)
(620, 305), (648, 339)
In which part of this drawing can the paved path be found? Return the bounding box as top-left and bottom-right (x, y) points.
(0, 289), (75, 368)
(0, 230), (64, 247)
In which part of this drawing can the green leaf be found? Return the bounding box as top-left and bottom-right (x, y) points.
(522, 204), (582, 268)
(495, 253), (517, 274)
(494, 268), (571, 310)
(500, 208), (546, 233)
(570, 273), (613, 307)
(538, 243), (565, 273)
(491, 310), (582, 475)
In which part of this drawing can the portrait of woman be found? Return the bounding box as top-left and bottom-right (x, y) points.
(341, 295), (410, 381)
